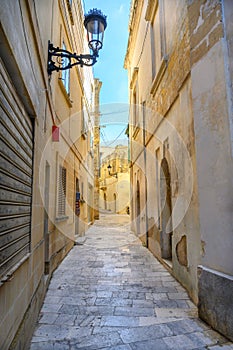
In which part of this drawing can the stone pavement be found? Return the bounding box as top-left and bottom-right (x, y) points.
(29, 213), (233, 350)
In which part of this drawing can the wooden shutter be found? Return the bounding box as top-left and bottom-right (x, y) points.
(0, 60), (33, 280)
(58, 166), (66, 216)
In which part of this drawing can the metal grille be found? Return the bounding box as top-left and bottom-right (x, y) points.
(58, 166), (66, 216)
(0, 60), (33, 280)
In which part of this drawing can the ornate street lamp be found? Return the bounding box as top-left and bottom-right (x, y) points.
(47, 8), (107, 75)
(107, 164), (118, 179)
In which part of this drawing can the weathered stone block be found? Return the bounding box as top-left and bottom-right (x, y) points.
(188, 0), (220, 33)
(190, 4), (222, 49)
(198, 266), (233, 341)
(176, 235), (188, 267)
(209, 23), (224, 48)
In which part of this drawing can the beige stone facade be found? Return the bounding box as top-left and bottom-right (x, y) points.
(0, 0), (97, 348)
(93, 79), (102, 220)
(125, 0), (233, 340)
(99, 145), (130, 214)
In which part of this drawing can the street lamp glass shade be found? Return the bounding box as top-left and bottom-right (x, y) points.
(84, 9), (107, 53)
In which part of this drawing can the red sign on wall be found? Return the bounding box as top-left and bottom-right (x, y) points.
(52, 125), (59, 142)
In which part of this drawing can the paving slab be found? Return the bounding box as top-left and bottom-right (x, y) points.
(29, 213), (233, 350)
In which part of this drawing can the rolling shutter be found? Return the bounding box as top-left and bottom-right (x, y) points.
(0, 60), (33, 280)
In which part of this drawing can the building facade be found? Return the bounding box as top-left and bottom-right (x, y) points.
(125, 0), (233, 340)
(0, 0), (97, 348)
(99, 145), (130, 214)
(93, 78), (102, 220)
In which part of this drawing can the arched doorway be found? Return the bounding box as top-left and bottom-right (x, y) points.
(160, 158), (172, 260)
(136, 180), (140, 235)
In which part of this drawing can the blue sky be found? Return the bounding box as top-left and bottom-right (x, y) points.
(83, 0), (131, 145)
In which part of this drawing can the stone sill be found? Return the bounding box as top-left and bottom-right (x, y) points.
(55, 215), (69, 223)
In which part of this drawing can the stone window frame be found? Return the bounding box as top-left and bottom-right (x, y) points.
(130, 67), (140, 138)
(145, 0), (168, 96)
(81, 97), (88, 139)
(58, 32), (72, 107)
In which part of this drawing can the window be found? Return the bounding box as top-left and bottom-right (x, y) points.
(130, 67), (139, 129)
(58, 166), (67, 216)
(90, 134), (93, 148)
(81, 98), (87, 138)
(146, 0), (167, 81)
(155, 148), (160, 229)
(62, 42), (70, 94)
(150, 23), (156, 78)
(133, 89), (137, 127)
(112, 159), (116, 174)
(159, 0), (166, 59)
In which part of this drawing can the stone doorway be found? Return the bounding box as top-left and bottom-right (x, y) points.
(136, 180), (140, 235)
(160, 158), (172, 260)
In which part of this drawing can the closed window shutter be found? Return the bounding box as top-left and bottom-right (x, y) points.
(58, 166), (66, 216)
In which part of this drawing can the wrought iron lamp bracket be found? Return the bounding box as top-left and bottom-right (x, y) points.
(107, 166), (118, 179)
(47, 41), (98, 75)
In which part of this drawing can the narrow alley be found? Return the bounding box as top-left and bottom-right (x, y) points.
(29, 213), (233, 350)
